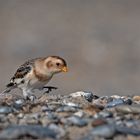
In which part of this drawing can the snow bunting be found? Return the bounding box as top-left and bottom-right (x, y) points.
(2, 56), (68, 101)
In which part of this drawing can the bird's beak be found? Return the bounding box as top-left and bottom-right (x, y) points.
(61, 66), (68, 72)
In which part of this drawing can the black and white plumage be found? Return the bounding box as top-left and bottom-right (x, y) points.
(2, 56), (68, 101)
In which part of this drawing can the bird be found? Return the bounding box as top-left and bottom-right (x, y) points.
(1, 56), (68, 101)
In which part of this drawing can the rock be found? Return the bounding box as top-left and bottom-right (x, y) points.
(92, 97), (108, 108)
(116, 125), (140, 136)
(106, 99), (124, 108)
(83, 105), (102, 116)
(0, 114), (8, 122)
(0, 106), (13, 114)
(124, 98), (133, 105)
(17, 113), (24, 119)
(92, 118), (107, 127)
(91, 124), (116, 138)
(125, 120), (138, 128)
(83, 91), (99, 102)
(42, 104), (58, 112)
(0, 125), (59, 139)
(111, 95), (121, 99)
(13, 99), (25, 109)
(69, 91), (99, 102)
(62, 101), (79, 107)
(31, 105), (42, 113)
(8, 114), (17, 124)
(115, 105), (140, 114)
(19, 113), (40, 125)
(40, 113), (59, 126)
(40, 116), (51, 126)
(74, 111), (85, 117)
(133, 96), (140, 102)
(48, 124), (66, 138)
(56, 106), (78, 112)
(98, 111), (113, 118)
(61, 116), (88, 127)
(133, 96), (140, 101)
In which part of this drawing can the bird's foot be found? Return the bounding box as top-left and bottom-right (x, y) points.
(43, 86), (58, 94)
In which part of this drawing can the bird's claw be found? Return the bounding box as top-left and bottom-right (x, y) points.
(43, 86), (58, 94)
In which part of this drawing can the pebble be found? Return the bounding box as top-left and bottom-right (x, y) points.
(0, 114), (8, 122)
(56, 106), (78, 112)
(124, 98), (133, 105)
(62, 101), (79, 107)
(92, 118), (107, 127)
(48, 124), (66, 138)
(19, 113), (40, 125)
(83, 91), (98, 102)
(98, 111), (113, 118)
(13, 99), (25, 109)
(62, 116), (88, 127)
(91, 124), (116, 138)
(106, 99), (124, 108)
(133, 96), (140, 101)
(111, 95), (121, 99)
(14, 99), (25, 105)
(115, 105), (140, 114)
(74, 111), (85, 117)
(69, 91), (98, 102)
(116, 125), (140, 136)
(0, 106), (13, 114)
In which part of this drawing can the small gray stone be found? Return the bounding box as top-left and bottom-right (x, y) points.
(106, 99), (124, 108)
(0, 106), (13, 114)
(48, 124), (65, 138)
(56, 106), (78, 112)
(69, 91), (98, 102)
(13, 99), (25, 109)
(91, 124), (116, 138)
(66, 116), (88, 127)
(116, 125), (140, 136)
(98, 111), (113, 118)
(15, 99), (25, 105)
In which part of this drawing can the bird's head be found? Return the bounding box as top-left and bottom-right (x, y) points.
(45, 56), (68, 75)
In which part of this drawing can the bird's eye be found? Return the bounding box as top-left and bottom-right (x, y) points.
(56, 63), (60, 66)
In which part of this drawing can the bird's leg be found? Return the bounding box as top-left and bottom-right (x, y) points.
(22, 89), (36, 101)
(43, 86), (58, 94)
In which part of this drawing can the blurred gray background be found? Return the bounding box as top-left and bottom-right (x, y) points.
(0, 0), (140, 96)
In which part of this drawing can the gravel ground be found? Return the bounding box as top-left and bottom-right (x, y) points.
(0, 91), (140, 140)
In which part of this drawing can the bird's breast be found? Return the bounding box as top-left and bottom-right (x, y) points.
(26, 70), (52, 89)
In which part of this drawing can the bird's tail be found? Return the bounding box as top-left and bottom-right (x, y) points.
(0, 82), (16, 95)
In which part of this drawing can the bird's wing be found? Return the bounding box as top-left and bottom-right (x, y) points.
(7, 59), (36, 88)
(0, 58), (43, 94)
(0, 60), (34, 95)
